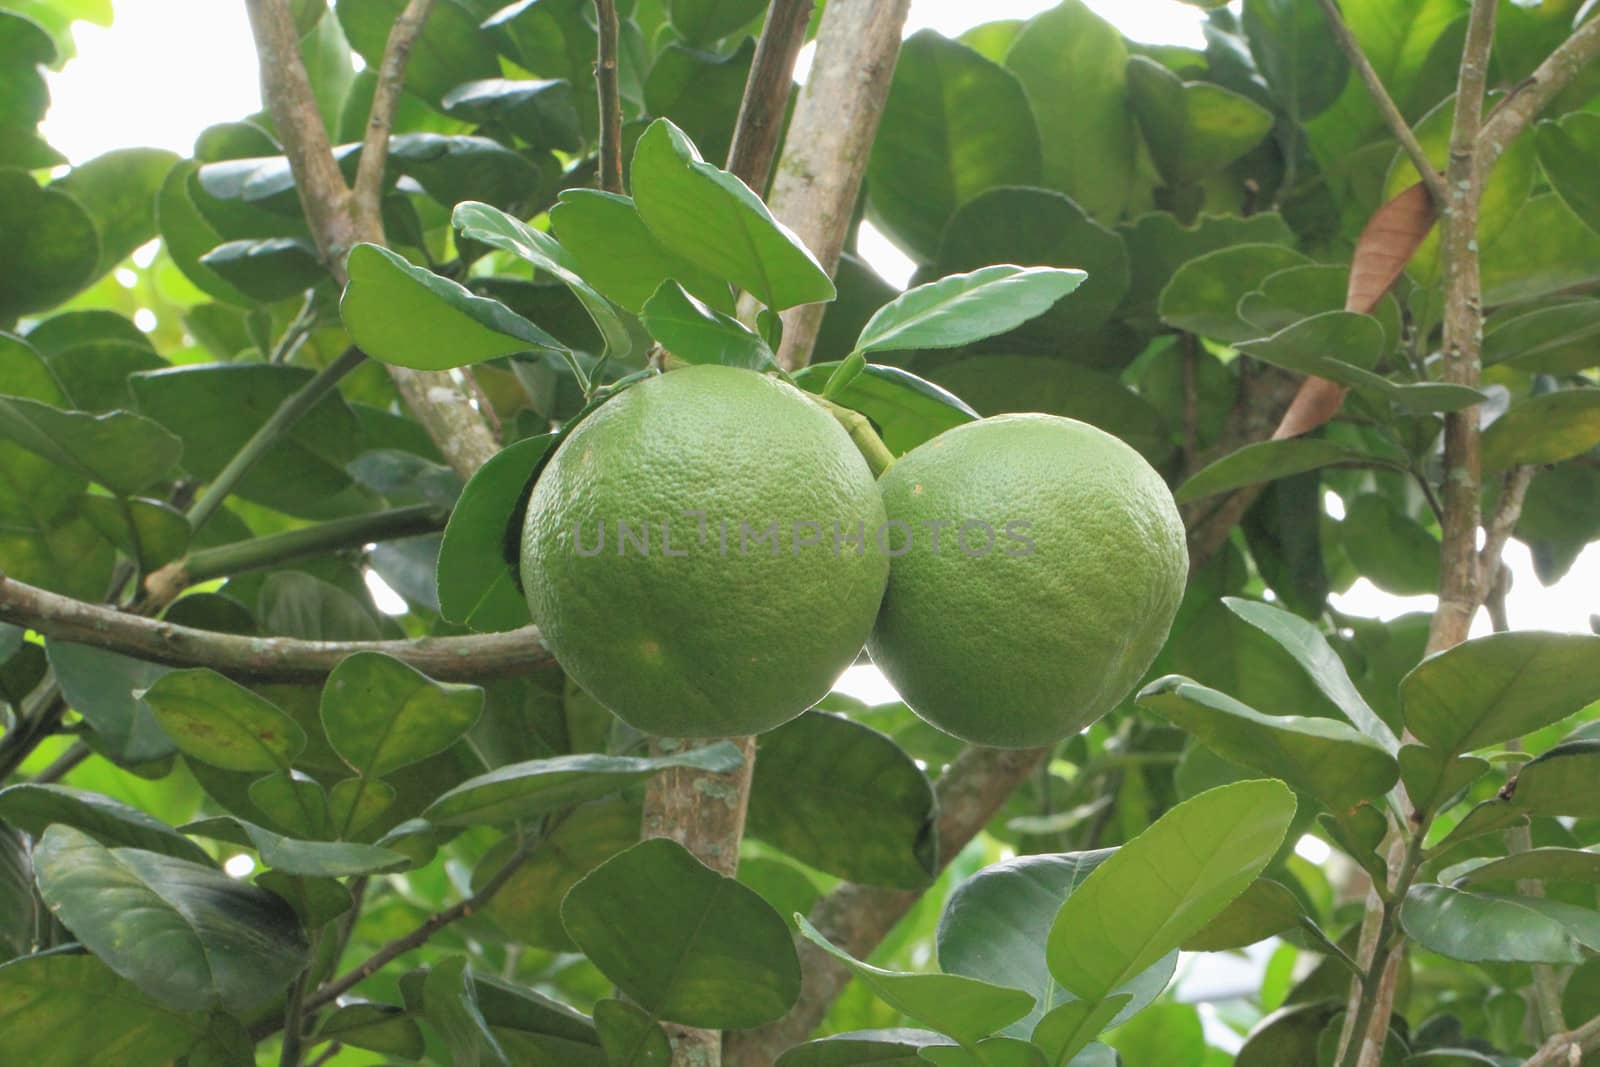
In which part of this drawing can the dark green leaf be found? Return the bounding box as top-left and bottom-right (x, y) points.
(1481, 390), (1600, 470)
(1004, 1), (1134, 221)
(46, 641), (176, 766)
(199, 237), (325, 303)
(631, 119), (834, 311)
(937, 851), (1175, 1038)
(643, 39), (754, 166)
(1177, 439), (1400, 504)
(424, 743), (745, 826)
(50, 148), (178, 279)
(747, 711), (936, 889)
(34, 826), (310, 1014)
(594, 998), (671, 1067)
(423, 957), (511, 1067)
(1514, 741), (1600, 818)
(0, 783), (210, 864)
(1119, 210), (1295, 319)
(315, 1000), (427, 1058)
(1399, 632), (1600, 754)
(0, 394), (181, 496)
(791, 362), (976, 456)
(1457, 848), (1600, 886)
(341, 243), (567, 371)
(1484, 299), (1600, 370)
(1243, 0), (1349, 121)
(155, 161), (250, 306)
(182, 816), (409, 876)
(1126, 56), (1273, 187)
(436, 432), (552, 632)
(665, 0), (763, 44)
(1235, 1003), (1340, 1067)
(442, 78), (581, 151)
(773, 1030), (955, 1067)
(1400, 883), (1587, 964)
(796, 914), (1033, 1046)
(1340, 494), (1441, 596)
(1158, 243), (1313, 341)
(564, 838), (801, 1029)
(335, 0), (498, 104)
(1480, 194), (1600, 303)
(1138, 676), (1398, 812)
(867, 30), (1042, 260)
(1181, 878), (1304, 950)
(0, 951), (210, 1065)
(919, 1038), (1047, 1067)
(853, 266), (1085, 357)
(1397, 745), (1490, 817)
(259, 571), (383, 642)
(321, 651), (483, 778)
(1536, 113), (1600, 236)
(141, 668), (306, 773)
(641, 282), (776, 371)
(389, 132), (546, 212)
(0, 824), (31, 958)
(550, 189), (734, 314)
(0, 169), (99, 320)
(1046, 779), (1297, 1001)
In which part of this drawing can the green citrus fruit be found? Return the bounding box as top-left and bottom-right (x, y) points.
(868, 414), (1187, 748)
(521, 364), (889, 737)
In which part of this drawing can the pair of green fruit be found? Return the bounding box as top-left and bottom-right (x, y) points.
(520, 364), (1188, 749)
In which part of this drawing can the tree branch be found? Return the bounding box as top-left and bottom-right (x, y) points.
(0, 572), (553, 684)
(1312, 0), (1448, 205)
(592, 0), (624, 194)
(351, 0), (436, 230)
(1522, 1013), (1600, 1067)
(1479, 465), (1535, 590)
(726, 0), (816, 189)
(762, 0), (914, 370)
(1479, 14), (1600, 171)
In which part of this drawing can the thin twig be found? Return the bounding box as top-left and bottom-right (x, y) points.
(301, 834), (537, 1013)
(306, 1042), (343, 1067)
(352, 0), (435, 232)
(1522, 1013), (1600, 1066)
(1479, 465), (1535, 589)
(278, 969), (311, 1067)
(1479, 15), (1600, 172)
(185, 348), (366, 535)
(592, 0), (624, 193)
(32, 741), (89, 785)
(1313, 0), (1448, 205)
(726, 0), (816, 189)
(0, 572), (554, 684)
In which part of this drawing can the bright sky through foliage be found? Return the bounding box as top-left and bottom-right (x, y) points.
(39, 0), (1598, 640)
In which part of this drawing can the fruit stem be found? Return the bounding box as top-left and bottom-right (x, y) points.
(813, 395), (896, 477)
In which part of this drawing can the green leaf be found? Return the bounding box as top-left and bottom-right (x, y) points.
(564, 838), (801, 1029)
(1484, 299), (1600, 369)
(130, 362), (365, 518)
(315, 1001), (427, 1058)
(641, 282), (776, 371)
(665, 0), (763, 44)
(46, 641), (176, 766)
(50, 148), (179, 280)
(852, 266), (1085, 357)
(1004, 1), (1135, 221)
(594, 998), (671, 1067)
(1481, 390), (1600, 470)
(0, 825), (32, 958)
(199, 237), (326, 303)
(1456, 848), (1600, 886)
(1180, 878), (1304, 951)
(0, 951), (211, 1066)
(388, 133), (547, 212)
(1400, 883), (1587, 964)
(867, 30), (1042, 260)
(1235, 1003), (1340, 1067)
(774, 1030), (956, 1067)
(436, 432), (552, 632)
(1397, 744), (1490, 816)
(643, 39), (754, 167)
(423, 957), (511, 1067)
(1138, 676), (1398, 812)
(1242, 0), (1349, 121)
(1046, 779), (1297, 1001)
(320, 651), (483, 778)
(477, 798), (637, 952)
(37, 335), (167, 414)
(936, 851), (1175, 1039)
(1177, 439), (1401, 504)
(1513, 741), (1600, 818)
(335, 0), (498, 104)
(1126, 56), (1273, 187)
(792, 362), (977, 456)
(452, 200), (631, 362)
(0, 394), (181, 496)
(141, 668), (307, 773)
(796, 914), (1034, 1046)
(550, 190), (734, 314)
(79, 496), (190, 572)
(1119, 211), (1296, 318)
(260, 571), (383, 642)
(1536, 113), (1600, 236)
(631, 119), (834, 311)
(747, 711), (936, 890)
(0, 169), (99, 320)
(1158, 244), (1313, 342)
(1399, 632), (1600, 754)
(443, 78), (581, 152)
(1223, 598), (1401, 754)
(0, 783), (211, 864)
(1340, 494), (1441, 597)
(155, 161), (251, 306)
(342, 243), (568, 372)
(1483, 196), (1600, 304)
(919, 1038), (1047, 1067)
(33, 826), (310, 1014)
(182, 816), (409, 877)
(424, 743), (745, 827)
(1032, 997), (1133, 1067)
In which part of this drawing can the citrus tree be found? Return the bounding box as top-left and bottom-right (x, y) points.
(1, 1), (1599, 1065)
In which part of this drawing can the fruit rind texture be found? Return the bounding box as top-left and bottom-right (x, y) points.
(868, 413), (1188, 749)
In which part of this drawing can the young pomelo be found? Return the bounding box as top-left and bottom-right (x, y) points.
(868, 414), (1187, 748)
(521, 364), (889, 738)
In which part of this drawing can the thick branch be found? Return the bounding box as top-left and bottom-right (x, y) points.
(725, 745), (1045, 1064)
(592, 0), (624, 194)
(0, 572), (552, 684)
(764, 0), (913, 370)
(351, 0), (436, 230)
(726, 0), (816, 189)
(1312, 0), (1448, 205)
